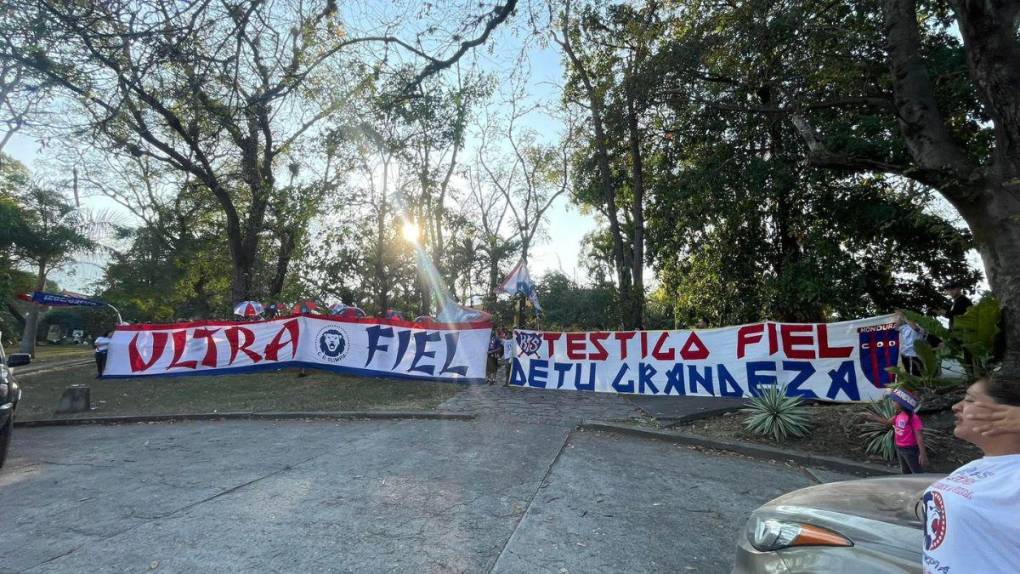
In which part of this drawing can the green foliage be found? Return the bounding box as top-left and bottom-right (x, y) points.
(953, 298), (1001, 373)
(901, 310), (951, 341)
(898, 298), (1002, 382)
(858, 399), (944, 462)
(536, 272), (622, 331)
(860, 399), (897, 461)
(742, 385), (812, 442)
(562, 0), (985, 327)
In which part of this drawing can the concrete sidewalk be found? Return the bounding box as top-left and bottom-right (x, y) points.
(1, 419), (850, 573)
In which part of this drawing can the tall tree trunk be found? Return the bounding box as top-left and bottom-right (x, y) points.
(268, 230), (296, 299)
(231, 252), (257, 303)
(484, 242), (501, 312)
(885, 0), (1020, 376)
(949, 0), (1020, 377)
(555, 10), (633, 313)
(516, 246), (531, 329)
(625, 83), (645, 329)
(19, 261), (46, 356)
(375, 163), (390, 315)
(4, 302), (25, 330)
(956, 187), (1020, 376)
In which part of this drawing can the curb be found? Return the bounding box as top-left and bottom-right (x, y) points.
(656, 405), (745, 427)
(15, 411), (476, 427)
(15, 359), (93, 377)
(578, 420), (896, 477)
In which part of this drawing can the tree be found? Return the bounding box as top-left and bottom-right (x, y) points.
(10, 185), (96, 354)
(0, 156), (31, 335)
(475, 99), (574, 326)
(2, 0), (518, 301)
(536, 271), (621, 331)
(391, 67), (491, 287)
(658, 0), (1020, 376)
(0, 46), (52, 162)
(551, 0), (661, 328)
(464, 158), (518, 312)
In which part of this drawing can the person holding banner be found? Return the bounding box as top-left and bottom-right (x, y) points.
(895, 310), (925, 376)
(93, 331), (112, 376)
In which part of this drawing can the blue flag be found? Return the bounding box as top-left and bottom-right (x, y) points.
(19, 291), (105, 307)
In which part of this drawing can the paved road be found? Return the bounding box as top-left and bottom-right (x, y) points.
(1, 418), (851, 574)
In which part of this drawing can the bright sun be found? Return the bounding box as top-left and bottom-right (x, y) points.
(401, 221), (420, 243)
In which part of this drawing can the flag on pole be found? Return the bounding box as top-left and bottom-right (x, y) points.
(18, 291), (105, 307)
(498, 260), (542, 312)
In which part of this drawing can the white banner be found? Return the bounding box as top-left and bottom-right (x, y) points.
(510, 315), (903, 402)
(104, 315), (491, 382)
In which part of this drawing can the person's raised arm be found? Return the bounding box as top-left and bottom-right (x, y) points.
(966, 402), (1020, 436)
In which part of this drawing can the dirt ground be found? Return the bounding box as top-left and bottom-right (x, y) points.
(675, 396), (982, 474)
(15, 364), (460, 421)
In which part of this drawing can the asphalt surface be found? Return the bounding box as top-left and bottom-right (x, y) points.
(0, 418), (853, 574)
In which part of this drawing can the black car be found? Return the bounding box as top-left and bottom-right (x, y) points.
(0, 334), (29, 468)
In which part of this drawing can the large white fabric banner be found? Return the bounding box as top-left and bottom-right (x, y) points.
(510, 315), (903, 402)
(103, 315), (491, 382)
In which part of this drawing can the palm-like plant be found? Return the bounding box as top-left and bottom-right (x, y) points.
(742, 385), (812, 442)
(860, 399), (897, 461)
(859, 397), (945, 462)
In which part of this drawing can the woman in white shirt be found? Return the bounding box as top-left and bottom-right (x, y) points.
(921, 375), (1020, 573)
(895, 310), (924, 375)
(93, 331), (112, 377)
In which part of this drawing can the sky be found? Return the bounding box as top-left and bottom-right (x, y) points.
(3, 4), (986, 299)
(3, 13), (599, 295)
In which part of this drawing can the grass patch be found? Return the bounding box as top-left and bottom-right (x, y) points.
(15, 365), (462, 421)
(4, 344), (93, 363)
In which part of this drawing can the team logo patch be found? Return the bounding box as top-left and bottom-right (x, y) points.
(922, 490), (947, 551)
(857, 323), (899, 388)
(515, 331), (542, 357)
(316, 327), (349, 363)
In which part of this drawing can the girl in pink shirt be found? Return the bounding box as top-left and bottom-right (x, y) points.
(866, 388), (929, 473)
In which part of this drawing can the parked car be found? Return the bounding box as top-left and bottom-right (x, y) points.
(1, 332), (29, 468)
(733, 475), (944, 574)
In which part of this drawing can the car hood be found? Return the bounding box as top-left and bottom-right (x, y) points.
(762, 474), (942, 528)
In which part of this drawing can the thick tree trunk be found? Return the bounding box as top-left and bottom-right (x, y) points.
(516, 248), (530, 329)
(485, 244), (500, 312)
(594, 110), (634, 306)
(963, 188), (1020, 376)
(268, 230), (295, 299)
(4, 302), (25, 330)
(375, 214), (388, 315)
(19, 261), (46, 356)
(625, 87), (645, 330)
(230, 252), (257, 303)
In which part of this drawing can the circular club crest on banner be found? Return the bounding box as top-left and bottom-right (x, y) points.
(316, 326), (350, 363)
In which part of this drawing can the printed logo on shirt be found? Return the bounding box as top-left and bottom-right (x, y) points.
(923, 490), (947, 551)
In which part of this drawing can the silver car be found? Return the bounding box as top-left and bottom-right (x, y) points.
(733, 475), (943, 574)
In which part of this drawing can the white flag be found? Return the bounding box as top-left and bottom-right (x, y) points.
(498, 260), (542, 312)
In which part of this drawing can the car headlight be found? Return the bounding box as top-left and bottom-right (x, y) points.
(747, 517), (852, 552)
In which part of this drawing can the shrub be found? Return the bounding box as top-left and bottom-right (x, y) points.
(860, 399), (897, 461)
(742, 385), (812, 442)
(859, 398), (945, 462)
